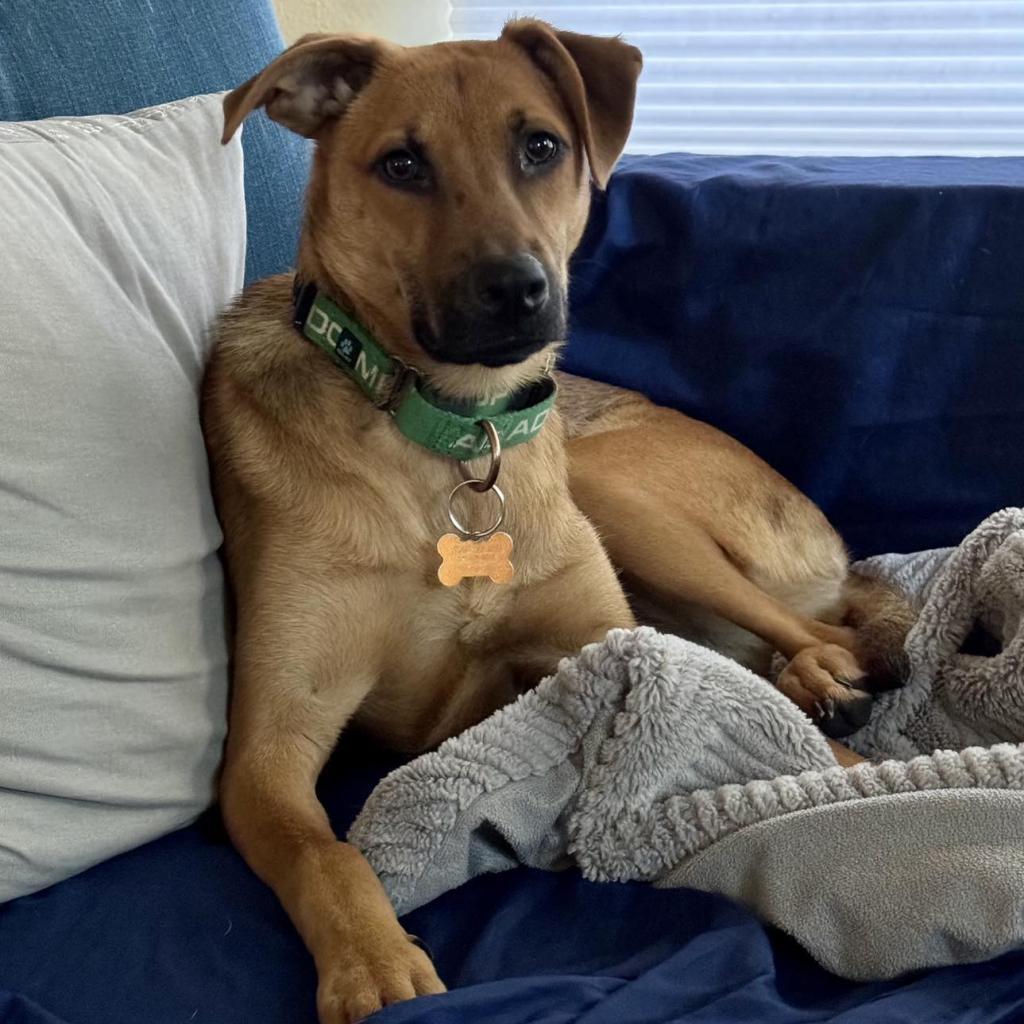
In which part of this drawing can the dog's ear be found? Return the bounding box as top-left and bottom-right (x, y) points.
(503, 20), (642, 188)
(221, 34), (388, 143)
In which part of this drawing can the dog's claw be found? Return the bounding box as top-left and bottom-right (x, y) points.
(408, 933), (434, 960)
(812, 701), (825, 720)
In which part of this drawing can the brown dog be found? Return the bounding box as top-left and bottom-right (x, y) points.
(203, 21), (911, 1024)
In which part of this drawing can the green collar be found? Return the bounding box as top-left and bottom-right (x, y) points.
(292, 281), (556, 461)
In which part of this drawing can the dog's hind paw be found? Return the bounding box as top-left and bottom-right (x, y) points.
(776, 643), (875, 739)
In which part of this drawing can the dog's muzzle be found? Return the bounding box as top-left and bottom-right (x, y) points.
(418, 254), (565, 367)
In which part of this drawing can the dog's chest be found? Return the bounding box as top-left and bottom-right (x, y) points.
(406, 575), (512, 654)
(328, 407), (579, 643)
(393, 451), (571, 634)
(370, 422), (567, 566)
(409, 506), (544, 639)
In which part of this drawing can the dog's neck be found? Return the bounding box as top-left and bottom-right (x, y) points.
(295, 248), (558, 406)
(291, 275), (559, 463)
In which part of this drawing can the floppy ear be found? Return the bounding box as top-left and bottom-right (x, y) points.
(221, 33), (387, 144)
(503, 20), (642, 188)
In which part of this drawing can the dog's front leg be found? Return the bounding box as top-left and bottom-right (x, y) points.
(220, 578), (444, 1024)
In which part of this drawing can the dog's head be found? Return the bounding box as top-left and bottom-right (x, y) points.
(222, 21), (641, 395)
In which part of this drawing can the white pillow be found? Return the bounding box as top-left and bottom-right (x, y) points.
(0, 93), (242, 899)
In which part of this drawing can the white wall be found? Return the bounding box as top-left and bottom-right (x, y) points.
(273, 0), (451, 45)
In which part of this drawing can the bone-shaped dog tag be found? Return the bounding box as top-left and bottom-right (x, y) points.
(437, 532), (515, 586)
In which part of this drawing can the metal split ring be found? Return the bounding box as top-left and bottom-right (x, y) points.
(446, 480), (506, 540)
(460, 419), (502, 493)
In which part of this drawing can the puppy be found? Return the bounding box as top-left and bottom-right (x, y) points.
(203, 21), (909, 1023)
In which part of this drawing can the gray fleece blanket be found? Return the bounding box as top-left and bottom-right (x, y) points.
(350, 509), (1024, 981)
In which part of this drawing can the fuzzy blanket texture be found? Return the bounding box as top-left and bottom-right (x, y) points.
(350, 509), (1024, 980)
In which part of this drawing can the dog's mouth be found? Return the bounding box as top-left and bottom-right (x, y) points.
(411, 286), (567, 369)
(412, 317), (558, 367)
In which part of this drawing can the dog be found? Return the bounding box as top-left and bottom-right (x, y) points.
(203, 21), (913, 1024)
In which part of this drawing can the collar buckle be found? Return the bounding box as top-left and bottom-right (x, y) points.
(380, 358), (418, 413)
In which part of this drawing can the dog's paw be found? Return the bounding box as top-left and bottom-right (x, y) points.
(776, 643), (874, 739)
(316, 934), (445, 1024)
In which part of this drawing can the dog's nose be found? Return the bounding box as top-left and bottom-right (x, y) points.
(470, 254), (550, 320)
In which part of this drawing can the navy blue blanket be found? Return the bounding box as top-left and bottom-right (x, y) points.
(3, 741), (1024, 1024)
(566, 154), (1024, 557)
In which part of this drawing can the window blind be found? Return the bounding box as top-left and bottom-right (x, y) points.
(449, 1), (1024, 156)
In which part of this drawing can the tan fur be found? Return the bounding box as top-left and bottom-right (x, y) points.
(203, 23), (908, 1024)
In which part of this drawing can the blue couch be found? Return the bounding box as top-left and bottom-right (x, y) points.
(2, 2), (1023, 1022)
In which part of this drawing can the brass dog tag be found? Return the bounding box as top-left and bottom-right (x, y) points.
(437, 532), (515, 586)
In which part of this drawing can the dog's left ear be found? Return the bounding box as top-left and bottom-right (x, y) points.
(221, 33), (389, 143)
(503, 20), (642, 188)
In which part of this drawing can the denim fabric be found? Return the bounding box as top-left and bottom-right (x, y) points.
(0, 0), (309, 283)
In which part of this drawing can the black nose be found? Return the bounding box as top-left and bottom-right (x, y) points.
(470, 254), (550, 319)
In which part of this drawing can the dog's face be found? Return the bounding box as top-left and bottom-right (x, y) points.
(223, 22), (641, 394)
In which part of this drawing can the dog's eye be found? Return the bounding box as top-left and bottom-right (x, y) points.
(524, 132), (560, 166)
(379, 149), (426, 186)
